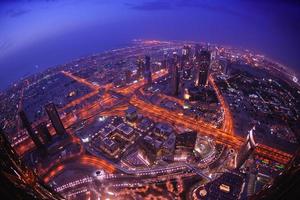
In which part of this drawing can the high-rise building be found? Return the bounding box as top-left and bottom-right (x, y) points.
(45, 103), (66, 135)
(144, 55), (152, 86)
(195, 50), (211, 87)
(181, 45), (191, 70)
(162, 51), (168, 69)
(170, 53), (180, 96)
(37, 122), (52, 143)
(19, 110), (44, 150)
(219, 58), (230, 75)
(136, 58), (144, 79)
(236, 129), (257, 169)
(251, 148), (300, 200)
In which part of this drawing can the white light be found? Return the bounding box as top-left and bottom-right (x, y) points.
(82, 137), (89, 143)
(293, 76), (298, 83)
(98, 116), (106, 122)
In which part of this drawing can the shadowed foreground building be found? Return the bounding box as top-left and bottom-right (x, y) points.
(45, 103), (66, 135)
(19, 110), (45, 151)
(251, 149), (300, 200)
(0, 129), (64, 200)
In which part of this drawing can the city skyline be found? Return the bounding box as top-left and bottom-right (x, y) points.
(0, 1), (299, 199)
(0, 0), (300, 90)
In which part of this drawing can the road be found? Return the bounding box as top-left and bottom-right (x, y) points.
(15, 69), (293, 166)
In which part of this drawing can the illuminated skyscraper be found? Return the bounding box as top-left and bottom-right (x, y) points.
(181, 45), (191, 70)
(19, 110), (44, 150)
(195, 50), (211, 87)
(236, 129), (257, 169)
(144, 55), (152, 86)
(45, 103), (66, 135)
(136, 58), (144, 79)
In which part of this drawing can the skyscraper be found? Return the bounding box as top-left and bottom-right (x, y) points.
(181, 45), (191, 70)
(162, 51), (168, 69)
(144, 55), (152, 86)
(236, 129), (257, 169)
(37, 122), (52, 143)
(195, 50), (211, 87)
(136, 58), (144, 79)
(19, 110), (44, 150)
(170, 53), (180, 96)
(45, 103), (66, 135)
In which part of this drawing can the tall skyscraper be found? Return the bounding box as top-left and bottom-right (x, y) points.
(144, 55), (152, 86)
(45, 103), (66, 135)
(195, 50), (211, 87)
(37, 122), (52, 143)
(162, 51), (168, 69)
(170, 53), (180, 96)
(181, 45), (191, 70)
(236, 129), (257, 169)
(19, 110), (44, 150)
(136, 58), (144, 79)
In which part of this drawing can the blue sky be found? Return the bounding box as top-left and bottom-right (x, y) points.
(0, 0), (300, 90)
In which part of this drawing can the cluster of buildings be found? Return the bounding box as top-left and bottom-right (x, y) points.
(0, 40), (299, 199)
(85, 116), (139, 160)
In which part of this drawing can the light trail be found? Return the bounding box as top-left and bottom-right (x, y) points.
(208, 75), (234, 134)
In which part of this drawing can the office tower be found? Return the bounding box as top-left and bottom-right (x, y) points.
(19, 110), (44, 150)
(144, 55), (150, 71)
(144, 55), (152, 86)
(136, 58), (144, 79)
(0, 129), (64, 200)
(219, 58), (230, 75)
(182, 61), (193, 80)
(45, 103), (66, 135)
(236, 130), (257, 169)
(195, 50), (211, 87)
(170, 53), (180, 96)
(162, 51), (168, 69)
(181, 45), (191, 70)
(37, 122), (52, 143)
(182, 45), (191, 59)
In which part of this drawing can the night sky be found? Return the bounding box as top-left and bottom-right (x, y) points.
(0, 0), (300, 90)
